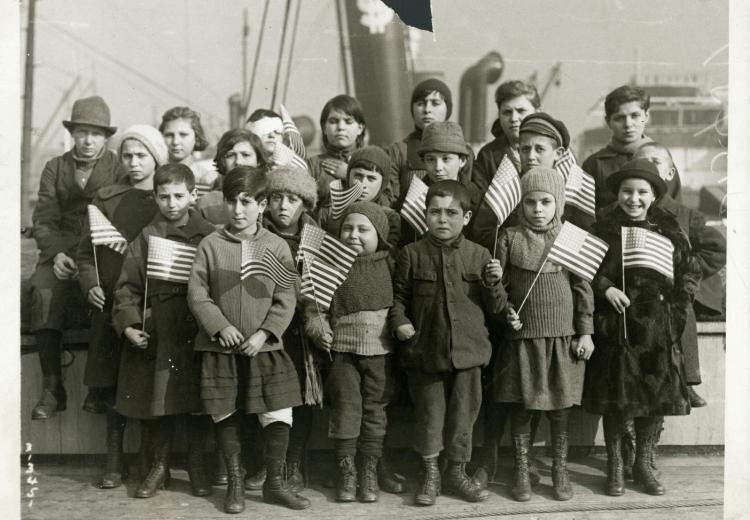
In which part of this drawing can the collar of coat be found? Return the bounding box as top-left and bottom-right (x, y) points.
(427, 232), (465, 249)
(218, 224), (270, 244)
(147, 209), (215, 240)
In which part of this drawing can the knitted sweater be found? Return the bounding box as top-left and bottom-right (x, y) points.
(497, 226), (594, 340)
(187, 226), (298, 354)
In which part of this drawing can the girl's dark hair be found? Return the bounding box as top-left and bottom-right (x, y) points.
(246, 109), (282, 124)
(222, 166), (267, 202)
(319, 94), (366, 149)
(494, 80), (541, 111)
(604, 85), (650, 120)
(213, 129), (269, 175)
(425, 180), (472, 213)
(159, 106), (209, 152)
(153, 163), (195, 191)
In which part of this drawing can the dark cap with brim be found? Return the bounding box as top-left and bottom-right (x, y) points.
(606, 158), (667, 198)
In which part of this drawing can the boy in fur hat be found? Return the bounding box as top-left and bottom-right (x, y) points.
(305, 201), (396, 503)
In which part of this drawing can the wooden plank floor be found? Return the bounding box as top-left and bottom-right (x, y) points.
(20, 453), (723, 520)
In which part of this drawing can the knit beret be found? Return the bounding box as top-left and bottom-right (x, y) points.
(521, 166), (566, 218)
(411, 78), (453, 119)
(265, 165), (319, 210)
(341, 201), (391, 250)
(119, 124), (168, 166)
(519, 112), (570, 149)
(417, 121), (468, 157)
(606, 158), (667, 198)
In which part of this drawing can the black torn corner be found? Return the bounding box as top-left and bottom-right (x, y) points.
(382, 0), (433, 32)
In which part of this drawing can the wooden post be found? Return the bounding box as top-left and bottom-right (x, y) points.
(21, 0), (37, 228)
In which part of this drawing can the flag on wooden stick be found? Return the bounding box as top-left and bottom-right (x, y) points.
(146, 236), (197, 284)
(547, 222), (609, 282)
(400, 175), (429, 235)
(88, 205), (128, 254)
(297, 224), (357, 272)
(329, 179), (364, 220)
(484, 155), (521, 225)
(240, 241), (297, 288)
(300, 255), (349, 310)
(564, 166), (596, 217)
(279, 104), (306, 159)
(621, 226), (674, 279)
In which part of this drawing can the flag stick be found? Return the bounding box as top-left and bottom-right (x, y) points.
(302, 253), (332, 361)
(517, 252), (550, 314)
(492, 223), (500, 259)
(92, 243), (101, 288)
(142, 276), (148, 331)
(621, 238), (628, 340)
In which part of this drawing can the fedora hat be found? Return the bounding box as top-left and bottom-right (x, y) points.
(62, 96), (117, 136)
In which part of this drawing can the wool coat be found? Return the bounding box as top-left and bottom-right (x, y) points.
(112, 211), (215, 418)
(77, 185), (158, 388)
(391, 234), (507, 373)
(384, 130), (428, 210)
(583, 205), (701, 418)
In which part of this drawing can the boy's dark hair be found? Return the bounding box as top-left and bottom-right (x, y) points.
(222, 166), (267, 202)
(425, 180), (472, 214)
(319, 94), (366, 149)
(494, 80), (541, 111)
(158, 106), (209, 152)
(153, 163), (195, 191)
(213, 128), (269, 175)
(246, 108), (282, 124)
(604, 85), (650, 120)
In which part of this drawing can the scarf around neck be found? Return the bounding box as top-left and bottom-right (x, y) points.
(510, 209), (561, 271)
(72, 145), (106, 166)
(331, 250), (393, 318)
(607, 134), (653, 157)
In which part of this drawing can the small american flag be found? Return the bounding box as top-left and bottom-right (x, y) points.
(240, 241), (297, 289)
(547, 222), (609, 282)
(329, 179), (364, 220)
(400, 175), (429, 235)
(88, 205), (127, 254)
(146, 236), (197, 284)
(484, 155), (521, 225)
(271, 142), (309, 173)
(622, 226), (674, 280)
(194, 183), (213, 199)
(554, 149), (576, 181)
(564, 165), (596, 217)
(300, 255), (349, 310)
(297, 224), (357, 273)
(280, 104), (306, 159)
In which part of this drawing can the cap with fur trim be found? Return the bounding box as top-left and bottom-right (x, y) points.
(417, 121), (468, 157)
(340, 201), (391, 250)
(606, 158), (667, 198)
(265, 165), (318, 210)
(119, 124), (168, 166)
(519, 112), (570, 149)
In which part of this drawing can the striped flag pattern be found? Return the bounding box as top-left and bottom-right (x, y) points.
(194, 183), (213, 199)
(400, 175), (429, 235)
(271, 142), (308, 173)
(547, 222), (609, 282)
(297, 224), (357, 273)
(329, 179), (364, 220)
(280, 104), (306, 159)
(300, 255), (349, 310)
(554, 148), (576, 181)
(622, 226), (674, 280)
(240, 241), (297, 288)
(484, 155), (521, 225)
(146, 236), (197, 284)
(88, 205), (128, 254)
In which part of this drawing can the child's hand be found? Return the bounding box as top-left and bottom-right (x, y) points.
(87, 286), (106, 311)
(571, 334), (595, 361)
(124, 327), (150, 349)
(506, 308), (523, 331)
(313, 331), (333, 352)
(239, 330), (268, 357)
(321, 158), (348, 179)
(395, 323), (416, 341)
(605, 287), (631, 314)
(217, 326), (244, 349)
(483, 259), (503, 285)
(52, 252), (78, 280)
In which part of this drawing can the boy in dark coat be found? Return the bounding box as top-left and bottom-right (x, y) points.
(27, 95), (125, 420)
(391, 180), (507, 506)
(112, 164), (216, 499)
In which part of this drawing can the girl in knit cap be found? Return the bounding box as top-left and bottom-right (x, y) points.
(76, 124), (166, 489)
(307, 95), (367, 214)
(386, 78), (453, 209)
(491, 166), (595, 502)
(304, 201), (396, 503)
(319, 145), (401, 249)
(583, 159), (699, 498)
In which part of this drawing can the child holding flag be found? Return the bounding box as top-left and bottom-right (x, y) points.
(490, 167), (596, 502)
(583, 159), (700, 497)
(111, 163), (216, 499)
(76, 124), (166, 489)
(187, 167), (310, 513)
